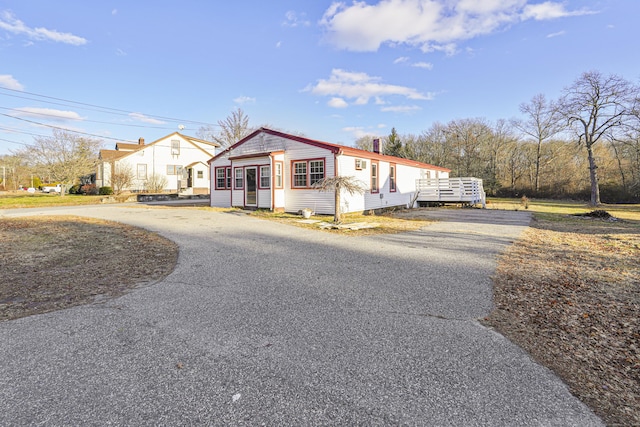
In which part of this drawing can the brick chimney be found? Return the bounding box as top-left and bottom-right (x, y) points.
(138, 137), (145, 145)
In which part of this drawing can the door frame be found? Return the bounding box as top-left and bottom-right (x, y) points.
(244, 166), (257, 207)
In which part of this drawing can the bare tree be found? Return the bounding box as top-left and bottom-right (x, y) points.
(21, 130), (102, 196)
(560, 71), (638, 205)
(354, 135), (374, 151)
(197, 108), (253, 148)
(110, 163), (135, 195)
(512, 94), (563, 192)
(313, 176), (366, 223)
(146, 173), (168, 193)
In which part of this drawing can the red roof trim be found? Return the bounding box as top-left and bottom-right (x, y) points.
(207, 127), (451, 172)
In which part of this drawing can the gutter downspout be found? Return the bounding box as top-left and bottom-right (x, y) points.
(269, 153), (274, 211)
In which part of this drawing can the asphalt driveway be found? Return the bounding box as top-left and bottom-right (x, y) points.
(0, 206), (603, 426)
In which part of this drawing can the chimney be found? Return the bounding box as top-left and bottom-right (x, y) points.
(372, 138), (380, 154)
(138, 137), (145, 145)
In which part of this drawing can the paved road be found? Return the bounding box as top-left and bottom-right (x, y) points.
(0, 205), (603, 426)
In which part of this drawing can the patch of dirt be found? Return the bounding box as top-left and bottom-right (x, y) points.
(482, 216), (640, 427)
(0, 215), (178, 321)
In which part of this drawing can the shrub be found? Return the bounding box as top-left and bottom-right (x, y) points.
(68, 184), (82, 194)
(99, 186), (113, 195)
(81, 184), (98, 195)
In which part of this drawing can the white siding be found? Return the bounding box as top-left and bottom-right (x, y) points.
(208, 130), (449, 213)
(281, 140), (335, 214)
(109, 134), (216, 192)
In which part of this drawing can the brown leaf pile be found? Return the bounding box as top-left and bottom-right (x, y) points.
(483, 216), (640, 426)
(0, 216), (178, 321)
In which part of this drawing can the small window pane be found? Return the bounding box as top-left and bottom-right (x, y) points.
(260, 166), (270, 188)
(235, 168), (243, 188)
(275, 163), (283, 188)
(216, 168), (226, 189)
(293, 162), (307, 187)
(171, 140), (180, 155)
(137, 164), (147, 180)
(309, 160), (324, 186)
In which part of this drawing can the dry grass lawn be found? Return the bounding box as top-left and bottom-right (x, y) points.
(0, 216), (178, 321)
(482, 213), (640, 427)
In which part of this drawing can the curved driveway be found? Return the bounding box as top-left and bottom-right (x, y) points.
(0, 205), (602, 426)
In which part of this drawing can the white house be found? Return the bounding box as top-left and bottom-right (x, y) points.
(208, 128), (451, 214)
(96, 132), (220, 194)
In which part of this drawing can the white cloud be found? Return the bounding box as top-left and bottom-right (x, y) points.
(129, 112), (166, 124)
(234, 96), (256, 105)
(0, 74), (24, 90)
(328, 97), (349, 108)
(546, 30), (566, 38)
(342, 126), (379, 139)
(276, 41), (282, 48)
(116, 48), (127, 56)
(320, 0), (595, 53)
(521, 2), (595, 20)
(304, 68), (433, 107)
(282, 11), (311, 27)
(12, 107), (83, 121)
(412, 61), (434, 69)
(112, 9), (118, 16)
(0, 10), (88, 45)
(380, 105), (421, 113)
(394, 56), (410, 64)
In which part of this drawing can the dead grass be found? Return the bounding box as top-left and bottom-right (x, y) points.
(0, 216), (178, 321)
(482, 213), (640, 427)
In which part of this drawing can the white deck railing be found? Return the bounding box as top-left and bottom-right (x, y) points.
(415, 177), (486, 207)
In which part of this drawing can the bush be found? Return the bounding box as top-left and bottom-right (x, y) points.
(99, 186), (113, 195)
(68, 184), (82, 194)
(81, 184), (98, 195)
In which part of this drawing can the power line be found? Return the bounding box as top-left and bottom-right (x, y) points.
(0, 86), (221, 127)
(0, 106), (183, 131)
(0, 113), (136, 143)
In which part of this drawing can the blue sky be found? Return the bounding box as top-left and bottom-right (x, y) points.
(0, 0), (638, 155)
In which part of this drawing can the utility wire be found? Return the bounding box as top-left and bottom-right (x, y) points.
(0, 87), (221, 127)
(0, 106), (184, 130)
(0, 113), (136, 143)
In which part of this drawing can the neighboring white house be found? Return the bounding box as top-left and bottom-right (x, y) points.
(208, 127), (451, 214)
(96, 132), (220, 194)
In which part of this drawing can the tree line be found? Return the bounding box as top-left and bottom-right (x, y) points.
(357, 71), (640, 205)
(2, 71), (639, 204)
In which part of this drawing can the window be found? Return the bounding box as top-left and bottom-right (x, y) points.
(260, 166), (270, 188)
(355, 159), (367, 170)
(309, 160), (324, 186)
(226, 167), (232, 189)
(167, 165), (182, 175)
(293, 161), (307, 188)
(234, 168), (243, 189)
(216, 168), (226, 189)
(171, 140), (180, 155)
(197, 170), (204, 179)
(137, 164), (147, 180)
(371, 162), (379, 193)
(274, 162), (283, 188)
(292, 159), (325, 188)
(389, 164), (396, 192)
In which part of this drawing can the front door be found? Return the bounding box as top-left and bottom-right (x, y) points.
(245, 167), (257, 207)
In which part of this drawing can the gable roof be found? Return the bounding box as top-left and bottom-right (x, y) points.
(99, 132), (220, 162)
(208, 127), (451, 172)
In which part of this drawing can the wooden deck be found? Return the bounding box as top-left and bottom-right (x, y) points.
(415, 178), (486, 207)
